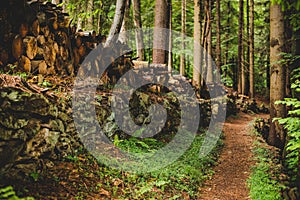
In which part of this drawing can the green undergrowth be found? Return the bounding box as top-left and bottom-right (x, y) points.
(97, 133), (223, 199)
(0, 186), (34, 200)
(247, 132), (285, 200)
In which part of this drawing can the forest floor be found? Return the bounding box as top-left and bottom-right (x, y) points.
(199, 112), (268, 200)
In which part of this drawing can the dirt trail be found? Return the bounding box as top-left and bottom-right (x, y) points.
(199, 112), (268, 200)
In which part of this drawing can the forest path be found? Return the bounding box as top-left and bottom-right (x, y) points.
(198, 112), (268, 200)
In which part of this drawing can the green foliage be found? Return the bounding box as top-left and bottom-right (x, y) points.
(67, 0), (116, 34)
(0, 65), (28, 80)
(274, 65), (300, 184)
(248, 143), (285, 200)
(98, 134), (223, 199)
(0, 186), (34, 200)
(29, 172), (40, 182)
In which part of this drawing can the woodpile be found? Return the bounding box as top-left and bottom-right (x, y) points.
(0, 0), (103, 75)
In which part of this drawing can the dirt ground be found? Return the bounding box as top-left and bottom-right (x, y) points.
(199, 112), (268, 200)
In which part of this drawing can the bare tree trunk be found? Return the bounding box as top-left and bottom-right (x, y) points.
(168, 0), (172, 72)
(215, 0), (221, 81)
(119, 0), (131, 44)
(249, 0), (254, 98)
(86, 0), (94, 30)
(97, 3), (104, 35)
(77, 17), (82, 30)
(105, 0), (126, 47)
(132, 0), (145, 61)
(269, 3), (286, 148)
(152, 0), (168, 64)
(224, 1), (230, 66)
(180, 0), (186, 76)
(193, 0), (201, 87)
(245, 0), (250, 96)
(238, 0), (244, 94)
(206, 0), (213, 83)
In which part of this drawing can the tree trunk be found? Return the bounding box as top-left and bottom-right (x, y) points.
(119, 0), (131, 44)
(77, 17), (82, 31)
(215, 0), (221, 81)
(168, 0), (173, 72)
(206, 0), (213, 84)
(105, 0), (126, 47)
(238, 0), (244, 94)
(269, 3), (286, 149)
(152, 0), (168, 64)
(249, 0), (254, 98)
(180, 0), (186, 76)
(224, 1), (230, 66)
(193, 0), (201, 87)
(97, 4), (104, 35)
(132, 0), (145, 61)
(86, 0), (94, 30)
(245, 0), (250, 96)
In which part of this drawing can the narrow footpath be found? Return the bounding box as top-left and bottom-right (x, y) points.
(199, 112), (268, 200)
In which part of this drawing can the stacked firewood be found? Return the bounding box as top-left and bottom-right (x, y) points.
(0, 1), (102, 75)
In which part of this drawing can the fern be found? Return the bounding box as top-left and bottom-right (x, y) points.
(0, 186), (34, 200)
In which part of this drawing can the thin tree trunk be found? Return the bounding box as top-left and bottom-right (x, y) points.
(105, 0), (126, 47)
(215, 0), (221, 81)
(132, 0), (145, 61)
(238, 0), (244, 94)
(206, 0), (213, 83)
(120, 0), (130, 44)
(193, 0), (201, 87)
(180, 0), (186, 76)
(224, 1), (230, 66)
(98, 11), (103, 35)
(152, 0), (168, 64)
(168, 0), (172, 72)
(269, 3), (286, 148)
(86, 0), (94, 30)
(77, 17), (82, 30)
(249, 0), (254, 98)
(245, 0), (250, 95)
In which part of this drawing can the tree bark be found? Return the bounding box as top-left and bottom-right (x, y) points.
(180, 0), (186, 76)
(86, 0), (94, 30)
(206, 0), (213, 83)
(249, 0), (254, 98)
(238, 0), (244, 94)
(269, 3), (286, 148)
(193, 0), (201, 87)
(215, 0), (221, 81)
(132, 0), (145, 61)
(168, 0), (173, 72)
(119, 0), (131, 44)
(245, 0), (250, 96)
(152, 0), (168, 64)
(105, 0), (126, 47)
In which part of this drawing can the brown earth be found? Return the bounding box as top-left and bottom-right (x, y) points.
(199, 112), (268, 200)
